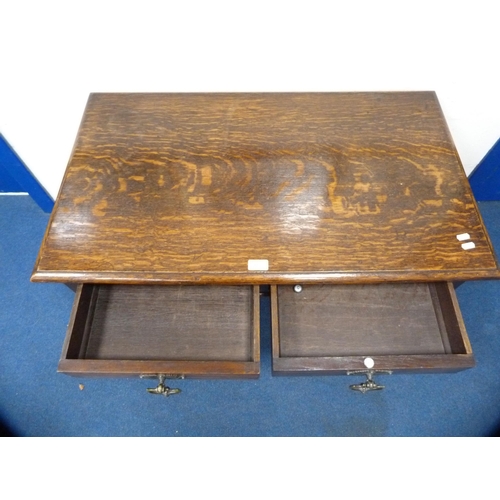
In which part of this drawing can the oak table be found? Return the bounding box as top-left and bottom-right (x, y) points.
(32, 92), (500, 394)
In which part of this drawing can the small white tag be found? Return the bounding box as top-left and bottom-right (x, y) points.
(247, 259), (269, 271)
(364, 357), (375, 369)
(461, 242), (476, 250)
(456, 233), (471, 241)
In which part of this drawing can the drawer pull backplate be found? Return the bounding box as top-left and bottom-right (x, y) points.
(141, 374), (184, 397)
(347, 369), (392, 393)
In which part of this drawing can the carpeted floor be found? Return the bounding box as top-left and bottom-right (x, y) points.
(1, 195), (499, 436)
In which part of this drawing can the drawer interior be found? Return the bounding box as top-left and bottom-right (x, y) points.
(60, 284), (260, 376)
(271, 282), (473, 373)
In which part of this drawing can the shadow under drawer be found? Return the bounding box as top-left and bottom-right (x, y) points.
(59, 284), (260, 377)
(271, 282), (474, 374)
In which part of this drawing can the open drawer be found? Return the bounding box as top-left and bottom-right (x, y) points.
(271, 282), (474, 378)
(59, 284), (260, 378)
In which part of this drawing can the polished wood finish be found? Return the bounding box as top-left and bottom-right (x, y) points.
(271, 282), (474, 374)
(59, 284), (260, 377)
(33, 92), (490, 384)
(32, 92), (499, 285)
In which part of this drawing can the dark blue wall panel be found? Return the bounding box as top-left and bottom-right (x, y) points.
(0, 134), (54, 212)
(469, 138), (500, 201)
(0, 162), (24, 192)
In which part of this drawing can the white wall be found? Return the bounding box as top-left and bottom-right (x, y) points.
(1, 0), (499, 199)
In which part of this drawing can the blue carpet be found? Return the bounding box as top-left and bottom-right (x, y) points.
(1, 195), (499, 436)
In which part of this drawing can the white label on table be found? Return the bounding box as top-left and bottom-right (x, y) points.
(248, 259), (269, 271)
(456, 233), (471, 241)
(461, 241), (476, 250)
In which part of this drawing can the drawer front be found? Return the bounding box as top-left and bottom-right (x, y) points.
(59, 284), (260, 378)
(271, 282), (474, 374)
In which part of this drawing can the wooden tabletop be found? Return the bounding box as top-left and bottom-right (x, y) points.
(32, 92), (500, 284)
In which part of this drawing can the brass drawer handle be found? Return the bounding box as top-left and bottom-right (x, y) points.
(347, 369), (392, 393)
(141, 374), (184, 397)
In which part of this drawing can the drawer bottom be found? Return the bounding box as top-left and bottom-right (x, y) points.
(59, 284), (260, 378)
(271, 282), (474, 374)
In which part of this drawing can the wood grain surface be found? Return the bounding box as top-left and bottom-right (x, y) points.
(32, 92), (500, 284)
